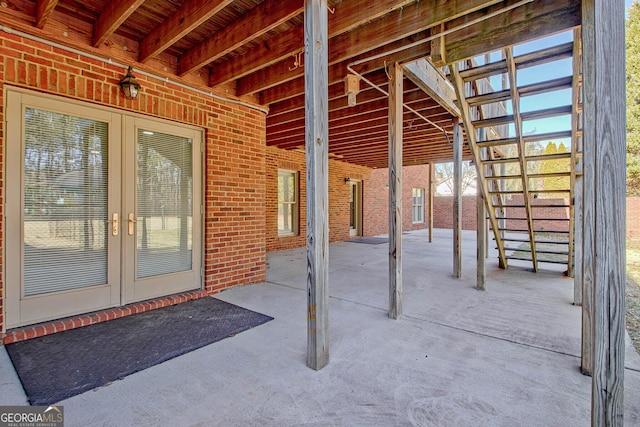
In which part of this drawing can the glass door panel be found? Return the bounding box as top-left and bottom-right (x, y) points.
(23, 108), (109, 295)
(136, 129), (193, 278)
(123, 117), (202, 303)
(5, 90), (121, 328)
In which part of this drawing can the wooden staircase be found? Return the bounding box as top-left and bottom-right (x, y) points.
(449, 31), (582, 273)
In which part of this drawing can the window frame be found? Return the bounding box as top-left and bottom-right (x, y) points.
(412, 187), (425, 224)
(277, 169), (299, 237)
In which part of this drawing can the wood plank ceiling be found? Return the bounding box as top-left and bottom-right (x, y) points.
(0, 0), (580, 168)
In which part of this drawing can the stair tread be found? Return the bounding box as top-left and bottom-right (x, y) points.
(498, 228), (570, 234)
(503, 247), (569, 255)
(499, 238), (569, 244)
(506, 256), (569, 265)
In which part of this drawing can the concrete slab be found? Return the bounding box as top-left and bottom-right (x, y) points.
(1, 228), (639, 426)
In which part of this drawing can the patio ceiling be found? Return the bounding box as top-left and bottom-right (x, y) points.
(0, 0), (580, 168)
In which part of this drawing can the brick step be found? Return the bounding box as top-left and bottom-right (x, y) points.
(2, 290), (208, 345)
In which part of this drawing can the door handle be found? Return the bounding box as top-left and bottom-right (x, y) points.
(106, 213), (119, 236)
(128, 212), (137, 236)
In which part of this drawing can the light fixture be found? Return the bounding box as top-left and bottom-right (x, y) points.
(345, 177), (353, 185)
(120, 66), (141, 100)
(344, 74), (360, 107)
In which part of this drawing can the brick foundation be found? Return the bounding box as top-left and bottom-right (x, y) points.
(3, 290), (208, 344)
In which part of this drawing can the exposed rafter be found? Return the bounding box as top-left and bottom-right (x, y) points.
(208, 0), (416, 87)
(177, 0), (303, 76)
(93, 0), (145, 47)
(36, 0), (58, 29)
(139, 0), (234, 62)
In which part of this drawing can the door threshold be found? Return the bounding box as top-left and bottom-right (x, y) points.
(3, 290), (208, 345)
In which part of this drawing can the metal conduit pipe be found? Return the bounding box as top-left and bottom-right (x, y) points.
(346, 0), (535, 138)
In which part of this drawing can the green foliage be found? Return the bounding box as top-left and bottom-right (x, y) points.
(539, 141), (570, 192)
(628, 1), (640, 195)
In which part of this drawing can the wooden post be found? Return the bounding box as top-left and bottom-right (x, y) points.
(304, 0), (329, 371)
(477, 174), (486, 290)
(572, 27), (583, 303)
(574, 174), (583, 305)
(453, 119), (462, 278)
(582, 0), (626, 423)
(476, 128), (487, 290)
(388, 62), (403, 320)
(428, 162), (435, 243)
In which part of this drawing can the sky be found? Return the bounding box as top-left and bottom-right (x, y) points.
(470, 0), (636, 150)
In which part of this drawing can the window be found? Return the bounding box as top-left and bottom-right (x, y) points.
(278, 170), (298, 236)
(412, 188), (425, 223)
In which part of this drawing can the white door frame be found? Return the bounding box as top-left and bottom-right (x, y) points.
(4, 88), (204, 329)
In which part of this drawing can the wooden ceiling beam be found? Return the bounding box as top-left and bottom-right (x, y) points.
(443, 0), (580, 65)
(36, 0), (58, 29)
(267, 70), (392, 117)
(271, 114), (453, 149)
(237, 0), (504, 96)
(328, 145), (458, 165)
(260, 35), (432, 106)
(267, 87), (432, 130)
(329, 139), (458, 158)
(403, 58), (460, 117)
(139, 0), (233, 62)
(177, 0), (303, 75)
(93, 0), (145, 47)
(268, 106), (449, 146)
(328, 118), (453, 146)
(208, 0), (414, 88)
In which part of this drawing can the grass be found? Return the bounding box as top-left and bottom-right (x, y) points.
(627, 241), (640, 353)
(507, 234), (640, 353)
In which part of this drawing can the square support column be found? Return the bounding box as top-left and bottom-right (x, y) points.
(453, 119), (462, 278)
(388, 62), (403, 320)
(582, 0), (626, 423)
(429, 162), (435, 243)
(304, 0), (329, 371)
(477, 174), (486, 290)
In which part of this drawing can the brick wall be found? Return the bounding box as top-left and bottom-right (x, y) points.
(432, 194), (571, 232)
(0, 32), (267, 333)
(433, 196), (478, 230)
(265, 147), (371, 251)
(265, 156), (433, 250)
(363, 165), (432, 236)
(628, 197), (640, 241)
(503, 195), (570, 232)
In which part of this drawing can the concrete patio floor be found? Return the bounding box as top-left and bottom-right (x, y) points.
(1, 228), (640, 426)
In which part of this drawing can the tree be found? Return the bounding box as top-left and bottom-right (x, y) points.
(435, 161), (477, 195)
(539, 141), (570, 193)
(627, 0), (640, 195)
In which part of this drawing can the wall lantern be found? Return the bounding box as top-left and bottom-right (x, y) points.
(343, 74), (360, 107)
(120, 66), (141, 100)
(345, 177), (353, 185)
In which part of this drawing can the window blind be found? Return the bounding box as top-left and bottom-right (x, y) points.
(23, 108), (109, 296)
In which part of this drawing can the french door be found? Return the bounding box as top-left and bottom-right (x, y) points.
(5, 90), (203, 328)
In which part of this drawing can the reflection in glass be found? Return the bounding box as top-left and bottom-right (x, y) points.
(23, 108), (108, 296)
(136, 129), (193, 278)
